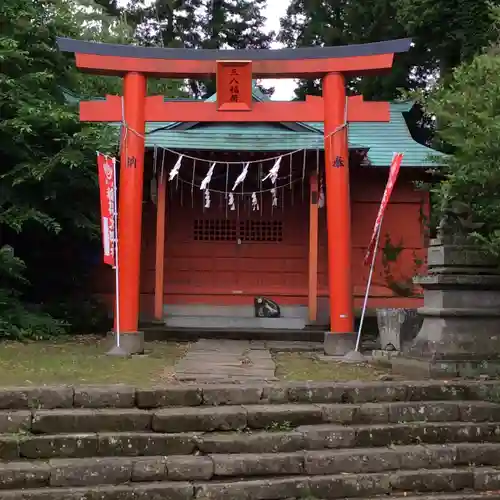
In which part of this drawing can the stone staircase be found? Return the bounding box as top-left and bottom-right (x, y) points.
(2, 382), (500, 498)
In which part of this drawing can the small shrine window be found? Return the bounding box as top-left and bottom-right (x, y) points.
(193, 219), (237, 241)
(193, 219), (283, 242)
(239, 220), (283, 242)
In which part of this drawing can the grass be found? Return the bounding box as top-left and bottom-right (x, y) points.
(0, 336), (188, 387)
(274, 352), (392, 382)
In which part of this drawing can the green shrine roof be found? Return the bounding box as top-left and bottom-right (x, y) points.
(142, 88), (441, 168)
(64, 85), (441, 168)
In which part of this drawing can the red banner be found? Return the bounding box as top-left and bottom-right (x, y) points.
(364, 153), (404, 265)
(97, 153), (116, 267)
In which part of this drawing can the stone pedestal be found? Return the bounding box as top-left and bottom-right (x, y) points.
(376, 308), (422, 351)
(323, 332), (356, 356)
(392, 238), (500, 378)
(105, 331), (145, 356)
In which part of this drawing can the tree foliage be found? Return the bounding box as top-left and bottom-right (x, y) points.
(424, 48), (500, 256)
(279, 0), (500, 150)
(0, 0), (131, 338)
(396, 0), (498, 78)
(97, 0), (273, 97)
(279, 0), (423, 100)
(279, 0), (499, 100)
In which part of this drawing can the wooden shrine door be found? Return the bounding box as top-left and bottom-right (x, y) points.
(164, 182), (308, 305)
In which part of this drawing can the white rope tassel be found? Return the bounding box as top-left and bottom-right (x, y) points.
(200, 162), (216, 191)
(318, 179), (325, 208)
(228, 193), (236, 211)
(232, 162), (249, 191)
(204, 189), (211, 208)
(262, 156), (282, 184)
(251, 192), (259, 211)
(271, 188), (278, 207)
(169, 154), (183, 181)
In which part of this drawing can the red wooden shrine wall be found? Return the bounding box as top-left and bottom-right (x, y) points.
(162, 182), (309, 306)
(319, 168), (428, 311)
(92, 166), (428, 319)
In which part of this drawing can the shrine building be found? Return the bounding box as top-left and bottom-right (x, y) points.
(88, 86), (439, 332)
(58, 36), (442, 355)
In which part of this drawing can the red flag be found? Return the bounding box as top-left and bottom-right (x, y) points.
(364, 153), (404, 265)
(97, 153), (117, 267)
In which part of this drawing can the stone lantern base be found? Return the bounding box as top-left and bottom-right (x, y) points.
(391, 239), (500, 378)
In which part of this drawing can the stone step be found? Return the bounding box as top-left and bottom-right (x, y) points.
(0, 381), (497, 410)
(292, 496), (500, 500)
(5, 421), (500, 460)
(154, 469), (500, 499)
(3, 444), (500, 488)
(2, 467), (500, 499)
(2, 493), (498, 500)
(163, 304), (309, 319)
(19, 401), (500, 435)
(164, 315), (307, 330)
(197, 420), (500, 455)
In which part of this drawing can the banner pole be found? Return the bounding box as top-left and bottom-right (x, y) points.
(112, 158), (121, 349)
(345, 152), (402, 362)
(355, 216), (384, 352)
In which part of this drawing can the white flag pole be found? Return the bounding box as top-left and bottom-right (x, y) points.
(355, 217), (384, 352)
(346, 153), (402, 361)
(112, 158), (121, 349)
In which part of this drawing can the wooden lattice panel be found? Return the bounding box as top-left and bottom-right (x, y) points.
(193, 219), (283, 242)
(193, 219), (237, 241)
(238, 220), (283, 242)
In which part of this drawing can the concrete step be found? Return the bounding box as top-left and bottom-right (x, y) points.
(0, 381), (496, 411)
(198, 420), (500, 454)
(286, 496), (500, 500)
(2, 382), (500, 498)
(143, 325), (329, 342)
(163, 304), (309, 319)
(4, 447), (500, 488)
(360, 495), (500, 500)
(165, 468), (500, 498)
(0, 490), (499, 500)
(22, 401), (500, 435)
(2, 467), (500, 498)
(164, 315), (307, 330)
(5, 421), (500, 460)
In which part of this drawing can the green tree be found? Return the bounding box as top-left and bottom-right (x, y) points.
(279, 0), (500, 147)
(104, 0), (274, 98)
(279, 0), (500, 100)
(74, 0), (186, 98)
(197, 0), (273, 97)
(0, 0), (126, 338)
(396, 0), (499, 79)
(423, 48), (500, 256)
(278, 0), (425, 100)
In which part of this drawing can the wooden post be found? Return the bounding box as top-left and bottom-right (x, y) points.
(154, 173), (167, 321)
(323, 72), (354, 354)
(117, 72), (147, 353)
(308, 172), (319, 323)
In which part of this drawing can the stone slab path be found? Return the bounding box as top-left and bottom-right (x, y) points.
(174, 339), (279, 383)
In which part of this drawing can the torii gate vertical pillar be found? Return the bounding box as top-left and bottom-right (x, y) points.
(323, 72), (355, 355)
(114, 72), (147, 354)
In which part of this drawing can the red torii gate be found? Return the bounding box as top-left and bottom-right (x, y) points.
(57, 37), (411, 355)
